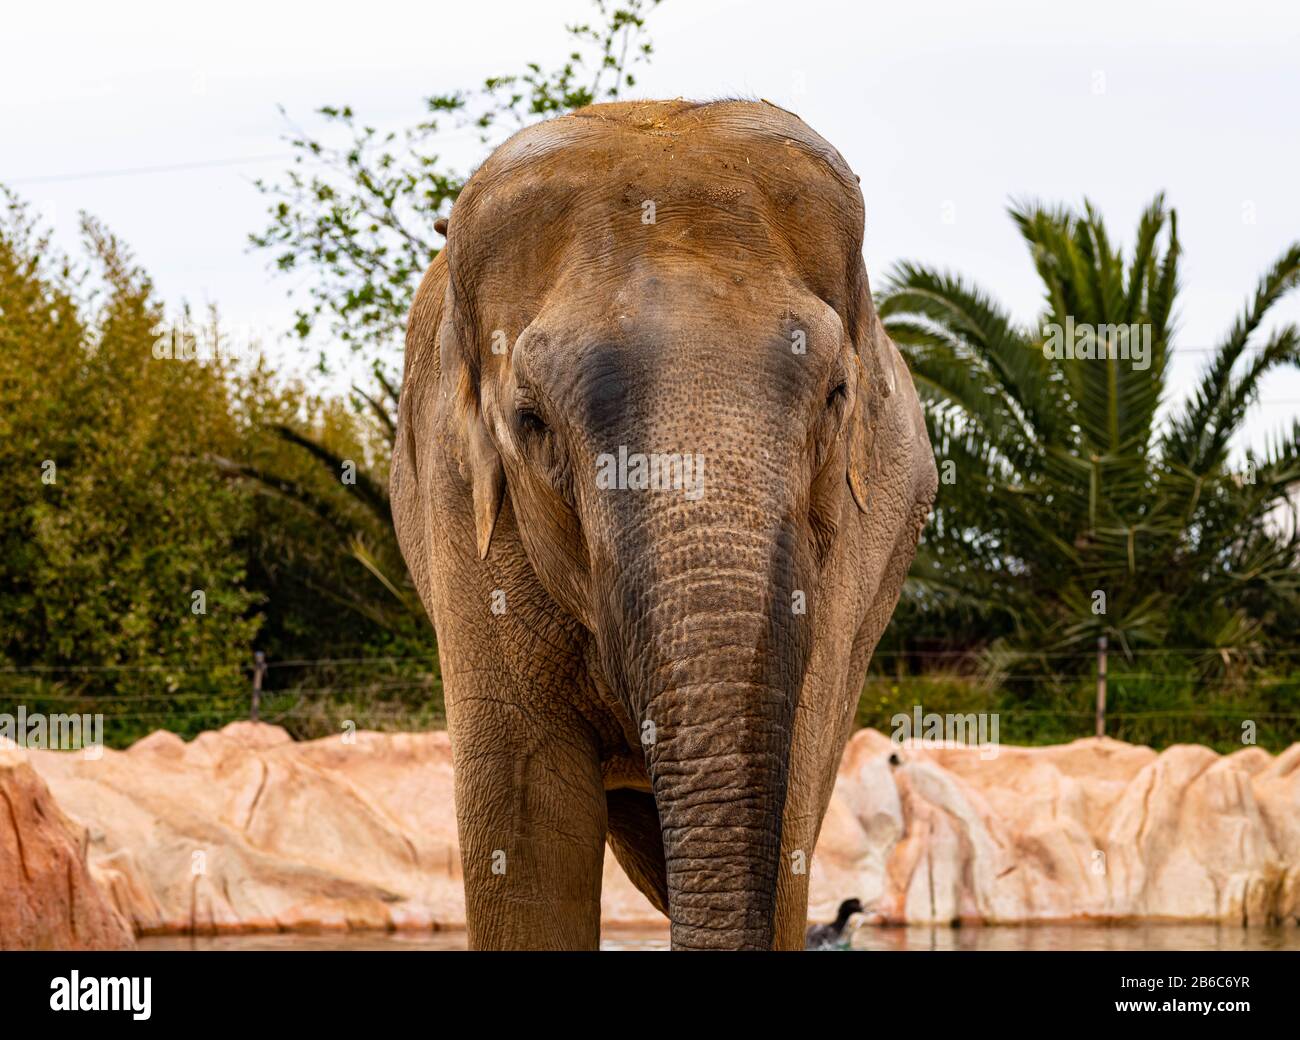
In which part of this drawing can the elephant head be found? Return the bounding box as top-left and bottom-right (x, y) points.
(395, 100), (936, 949)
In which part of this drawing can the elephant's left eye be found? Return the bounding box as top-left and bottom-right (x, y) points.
(513, 391), (572, 501)
(518, 407), (549, 437)
(826, 380), (848, 409)
(514, 388), (550, 437)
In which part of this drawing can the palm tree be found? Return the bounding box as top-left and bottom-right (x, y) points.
(880, 195), (1300, 673)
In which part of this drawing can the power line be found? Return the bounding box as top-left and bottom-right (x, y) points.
(6, 153), (296, 186)
(4, 124), (492, 186)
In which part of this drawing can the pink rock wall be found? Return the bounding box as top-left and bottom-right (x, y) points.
(4, 723), (1298, 948)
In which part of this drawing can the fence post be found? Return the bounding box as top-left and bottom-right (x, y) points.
(252, 650), (267, 722)
(1095, 635), (1108, 738)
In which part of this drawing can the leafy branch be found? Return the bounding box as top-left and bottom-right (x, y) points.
(249, 0), (662, 370)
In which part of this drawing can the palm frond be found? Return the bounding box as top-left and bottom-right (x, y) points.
(1165, 242), (1300, 468)
(270, 422), (393, 526)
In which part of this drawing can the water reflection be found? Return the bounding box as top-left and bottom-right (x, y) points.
(137, 922), (1297, 952)
(137, 927), (670, 952)
(850, 922), (1300, 952)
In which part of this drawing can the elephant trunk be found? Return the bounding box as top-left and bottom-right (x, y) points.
(609, 509), (810, 950)
(648, 669), (793, 950)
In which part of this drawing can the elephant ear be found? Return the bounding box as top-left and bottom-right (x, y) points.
(847, 283), (893, 516)
(440, 311), (504, 560)
(465, 409), (505, 559)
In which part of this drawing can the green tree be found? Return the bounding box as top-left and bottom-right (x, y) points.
(0, 190), (444, 743)
(881, 195), (1300, 674)
(0, 192), (261, 742)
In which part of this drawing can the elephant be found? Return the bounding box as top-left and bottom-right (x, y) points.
(392, 98), (936, 950)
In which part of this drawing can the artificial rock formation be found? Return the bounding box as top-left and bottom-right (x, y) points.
(20, 722), (660, 938)
(4, 723), (1298, 947)
(0, 741), (134, 949)
(808, 729), (1300, 926)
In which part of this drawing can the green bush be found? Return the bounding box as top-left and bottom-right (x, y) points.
(0, 199), (259, 745)
(857, 663), (1299, 753)
(0, 195), (439, 747)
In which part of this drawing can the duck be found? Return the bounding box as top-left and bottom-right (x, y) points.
(805, 898), (865, 950)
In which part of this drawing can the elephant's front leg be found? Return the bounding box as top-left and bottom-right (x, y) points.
(451, 696), (608, 950)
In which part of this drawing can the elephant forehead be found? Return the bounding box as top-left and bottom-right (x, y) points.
(483, 98), (858, 191)
(451, 101), (864, 279)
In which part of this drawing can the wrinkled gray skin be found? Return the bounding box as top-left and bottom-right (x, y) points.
(392, 99), (936, 950)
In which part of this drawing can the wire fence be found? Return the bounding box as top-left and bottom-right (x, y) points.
(8, 645), (1300, 674)
(2, 645), (1298, 751)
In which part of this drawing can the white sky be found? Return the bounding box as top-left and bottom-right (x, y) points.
(5, 0), (1300, 457)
